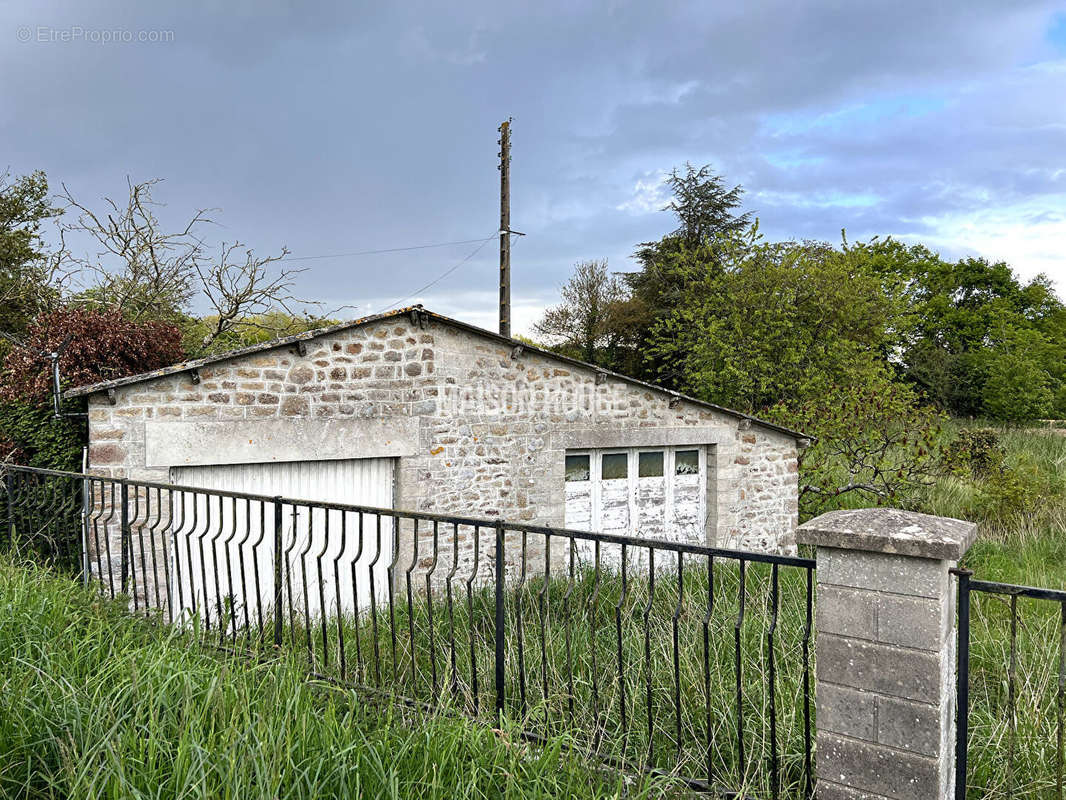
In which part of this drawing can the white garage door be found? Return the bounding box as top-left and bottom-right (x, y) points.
(168, 458), (394, 626)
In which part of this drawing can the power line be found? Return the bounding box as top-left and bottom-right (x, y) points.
(279, 236), (497, 263)
(377, 233), (510, 313)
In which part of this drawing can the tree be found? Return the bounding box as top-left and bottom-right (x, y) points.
(187, 310), (340, 356)
(533, 259), (627, 365)
(0, 171), (64, 346)
(655, 162), (752, 247)
(59, 178), (317, 354)
(981, 326), (1054, 422)
(1, 308), (185, 470)
(765, 375), (946, 519)
(618, 164), (753, 382)
(853, 238), (1065, 419)
(645, 226), (905, 412)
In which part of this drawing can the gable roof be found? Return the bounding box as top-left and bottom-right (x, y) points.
(64, 306), (809, 441)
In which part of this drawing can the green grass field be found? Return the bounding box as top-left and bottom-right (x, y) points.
(297, 555), (815, 795)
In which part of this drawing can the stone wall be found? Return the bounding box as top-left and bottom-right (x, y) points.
(394, 322), (799, 553)
(84, 314), (800, 604)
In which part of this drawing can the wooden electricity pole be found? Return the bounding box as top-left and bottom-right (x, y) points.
(498, 119), (511, 338)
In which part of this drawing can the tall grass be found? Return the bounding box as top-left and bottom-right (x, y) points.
(0, 554), (672, 800)
(923, 421), (1066, 554)
(920, 423), (1066, 798)
(302, 557), (815, 796)
(169, 550), (814, 796)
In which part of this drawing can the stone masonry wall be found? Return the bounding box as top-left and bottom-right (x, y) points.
(393, 323), (799, 553)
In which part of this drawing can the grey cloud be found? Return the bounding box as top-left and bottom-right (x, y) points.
(0, 0), (1064, 325)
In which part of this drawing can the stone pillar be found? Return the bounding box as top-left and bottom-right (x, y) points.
(796, 508), (977, 800)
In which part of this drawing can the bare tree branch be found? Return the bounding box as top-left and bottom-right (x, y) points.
(58, 178), (330, 350)
(194, 241), (312, 347)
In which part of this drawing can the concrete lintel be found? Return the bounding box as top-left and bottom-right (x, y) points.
(145, 417), (419, 468)
(797, 508), (977, 560)
(551, 425), (729, 451)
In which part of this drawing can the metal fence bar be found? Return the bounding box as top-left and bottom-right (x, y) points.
(1059, 601), (1065, 800)
(273, 497), (283, 647)
(953, 568), (1066, 800)
(495, 521), (505, 717)
(735, 557), (748, 780)
(802, 566), (813, 799)
(955, 567), (971, 800)
(3, 473), (13, 551)
(767, 562), (780, 800)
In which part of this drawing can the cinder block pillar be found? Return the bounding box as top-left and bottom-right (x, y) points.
(797, 508), (977, 800)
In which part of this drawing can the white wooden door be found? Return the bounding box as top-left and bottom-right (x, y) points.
(564, 447), (707, 542)
(169, 458), (394, 626)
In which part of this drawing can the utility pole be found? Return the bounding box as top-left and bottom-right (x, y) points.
(498, 118), (511, 338)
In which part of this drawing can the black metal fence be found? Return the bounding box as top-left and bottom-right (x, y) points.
(955, 568), (1066, 799)
(1, 463), (816, 797)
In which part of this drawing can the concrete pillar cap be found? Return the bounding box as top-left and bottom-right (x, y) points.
(796, 507), (977, 560)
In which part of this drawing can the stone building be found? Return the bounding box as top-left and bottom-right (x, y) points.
(68, 307), (806, 612)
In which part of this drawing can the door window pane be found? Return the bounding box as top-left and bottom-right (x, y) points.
(565, 454), (590, 482)
(675, 449), (700, 475)
(601, 452), (628, 480)
(638, 451), (664, 477)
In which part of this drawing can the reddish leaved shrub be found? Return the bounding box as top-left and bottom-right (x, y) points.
(1, 308), (185, 401)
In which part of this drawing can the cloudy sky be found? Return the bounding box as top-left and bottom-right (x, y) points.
(3, 1), (1065, 334)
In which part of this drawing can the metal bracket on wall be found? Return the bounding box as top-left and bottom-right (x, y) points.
(295, 340), (309, 357)
(510, 344), (523, 359)
(595, 371), (607, 385)
(189, 368), (201, 385)
(106, 388), (117, 406)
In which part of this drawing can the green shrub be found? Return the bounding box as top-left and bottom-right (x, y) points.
(0, 399), (84, 470)
(982, 333), (1055, 421)
(765, 373), (946, 519)
(941, 428), (1005, 477)
(967, 464), (1045, 523)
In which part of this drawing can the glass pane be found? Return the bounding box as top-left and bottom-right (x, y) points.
(565, 454), (590, 482)
(675, 449), (700, 475)
(601, 452), (628, 480)
(638, 451), (664, 477)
